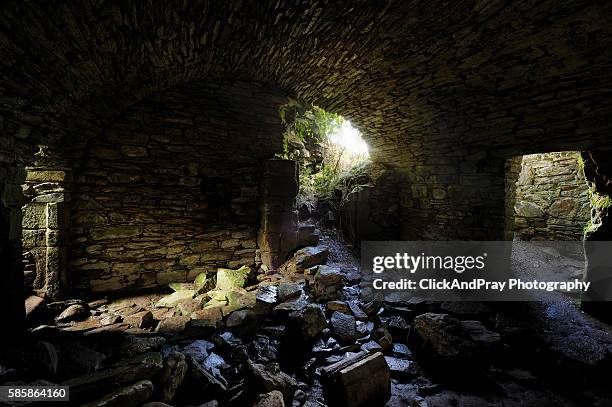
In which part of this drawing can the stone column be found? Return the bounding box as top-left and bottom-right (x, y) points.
(258, 159), (299, 270)
(22, 147), (71, 300)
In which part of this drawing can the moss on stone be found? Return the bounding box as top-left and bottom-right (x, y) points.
(215, 265), (250, 291)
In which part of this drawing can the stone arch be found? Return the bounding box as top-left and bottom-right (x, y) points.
(2, 0), (612, 334)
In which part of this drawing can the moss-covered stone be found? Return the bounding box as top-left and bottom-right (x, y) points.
(215, 266), (250, 291)
(169, 282), (195, 292)
(156, 290), (195, 308)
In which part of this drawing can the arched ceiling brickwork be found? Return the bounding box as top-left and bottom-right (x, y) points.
(1, 0), (612, 163)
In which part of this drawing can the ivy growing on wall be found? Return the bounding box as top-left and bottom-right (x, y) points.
(278, 101), (370, 213)
(579, 154), (612, 235)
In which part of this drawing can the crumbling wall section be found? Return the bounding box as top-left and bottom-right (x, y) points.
(69, 81), (288, 294)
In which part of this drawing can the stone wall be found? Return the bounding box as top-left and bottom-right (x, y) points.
(1, 1), (612, 246)
(0, 118), (37, 343)
(69, 81), (288, 294)
(397, 152), (508, 240)
(342, 163), (400, 244)
(513, 152), (590, 240)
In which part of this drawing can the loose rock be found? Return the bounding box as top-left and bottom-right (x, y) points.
(330, 311), (356, 345)
(158, 351), (187, 402)
(321, 351), (390, 407)
(254, 390), (286, 407)
(82, 379), (154, 407)
(56, 304), (90, 323)
(312, 266), (344, 302)
(289, 305), (327, 340)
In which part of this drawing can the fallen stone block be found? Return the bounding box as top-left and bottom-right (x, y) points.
(82, 379), (154, 407)
(277, 282), (303, 302)
(158, 351), (187, 402)
(56, 304), (90, 323)
(156, 315), (190, 334)
(254, 284), (279, 315)
(254, 390), (286, 407)
(288, 304), (327, 340)
(321, 351), (390, 407)
(226, 309), (258, 332)
(169, 282), (195, 292)
(408, 313), (500, 367)
(312, 266), (345, 302)
(63, 352), (163, 399)
(327, 301), (351, 314)
(124, 310), (154, 329)
(331, 311), (357, 345)
(384, 356), (414, 380)
(120, 336), (166, 357)
(216, 266), (250, 290)
(25, 295), (44, 317)
(156, 290), (195, 308)
(191, 306), (223, 324)
(248, 361), (297, 406)
(183, 354), (227, 397)
(280, 246), (330, 273)
(297, 224), (320, 248)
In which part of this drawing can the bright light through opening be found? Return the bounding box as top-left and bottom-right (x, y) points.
(328, 121), (369, 157)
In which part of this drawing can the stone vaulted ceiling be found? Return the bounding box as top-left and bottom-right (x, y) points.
(1, 0), (612, 162)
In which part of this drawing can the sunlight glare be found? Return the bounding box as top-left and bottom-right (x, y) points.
(328, 121), (369, 156)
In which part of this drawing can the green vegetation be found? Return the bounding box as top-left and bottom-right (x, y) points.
(280, 102), (344, 145)
(577, 153), (612, 235)
(583, 180), (612, 235)
(278, 102), (371, 211)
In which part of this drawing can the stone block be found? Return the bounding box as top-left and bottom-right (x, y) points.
(91, 277), (126, 292)
(261, 176), (299, 197)
(22, 203), (47, 229)
(260, 211), (298, 233)
(25, 170), (69, 183)
(262, 159), (297, 177)
(46, 229), (66, 247)
(123, 311), (154, 329)
(157, 270), (187, 285)
(298, 224), (319, 248)
(321, 351), (390, 407)
(91, 226), (142, 240)
(22, 229), (46, 249)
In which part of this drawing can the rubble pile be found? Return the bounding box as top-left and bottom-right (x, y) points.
(6, 238), (612, 407)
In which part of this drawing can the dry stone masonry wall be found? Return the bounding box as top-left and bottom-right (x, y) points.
(1, 0), (612, 337)
(69, 81), (289, 294)
(0, 1), (611, 245)
(342, 163), (401, 244)
(398, 153), (508, 240)
(513, 152), (590, 240)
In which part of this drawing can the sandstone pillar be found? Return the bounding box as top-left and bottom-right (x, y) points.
(22, 146), (71, 300)
(258, 159), (299, 270)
